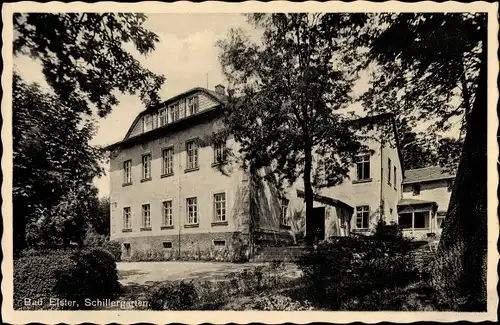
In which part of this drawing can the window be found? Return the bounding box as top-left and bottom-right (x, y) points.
(355, 206), (370, 229)
(213, 240), (226, 247)
(123, 160), (132, 184)
(280, 198), (289, 225)
(437, 212), (446, 228)
(398, 213), (413, 229)
(142, 154), (151, 180)
(168, 105), (175, 123)
(162, 148), (174, 175)
(123, 243), (131, 257)
(173, 102), (180, 121)
(123, 207), (131, 229)
(159, 108), (167, 126)
(143, 114), (153, 132)
(186, 197), (198, 224)
(447, 180), (454, 192)
(186, 140), (199, 170)
(142, 204), (151, 228)
(356, 154), (370, 180)
(152, 112), (158, 129)
(398, 211), (430, 230)
(163, 242), (172, 249)
(213, 137), (227, 163)
(213, 193), (226, 222)
(162, 201), (173, 226)
(412, 184), (421, 196)
(414, 212), (428, 229)
(394, 166), (397, 188)
(187, 96), (199, 116)
(387, 158), (392, 185)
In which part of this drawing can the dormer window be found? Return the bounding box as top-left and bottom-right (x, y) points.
(187, 96), (199, 116)
(143, 114), (153, 132)
(412, 184), (421, 196)
(159, 108), (167, 126)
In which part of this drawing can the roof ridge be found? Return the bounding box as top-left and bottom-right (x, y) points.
(406, 166), (443, 171)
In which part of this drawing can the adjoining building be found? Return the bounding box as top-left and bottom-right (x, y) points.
(105, 85), (455, 259)
(398, 166), (455, 240)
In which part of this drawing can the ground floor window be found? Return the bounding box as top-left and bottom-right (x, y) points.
(355, 205), (370, 229)
(186, 197), (198, 224)
(398, 210), (431, 230)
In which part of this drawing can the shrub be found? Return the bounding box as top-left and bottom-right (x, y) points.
(373, 219), (404, 241)
(251, 293), (313, 311)
(103, 240), (122, 262)
(14, 249), (77, 309)
(297, 239), (420, 308)
(429, 242), (467, 310)
(147, 281), (198, 310)
(54, 248), (121, 309)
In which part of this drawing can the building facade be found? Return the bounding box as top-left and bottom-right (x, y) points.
(107, 85), (454, 259)
(107, 86), (292, 260)
(397, 166), (455, 240)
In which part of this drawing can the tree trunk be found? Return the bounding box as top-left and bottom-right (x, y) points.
(304, 147), (315, 246)
(438, 35), (487, 311)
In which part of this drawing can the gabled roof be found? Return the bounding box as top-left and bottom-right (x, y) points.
(104, 87), (226, 150)
(403, 166), (455, 185)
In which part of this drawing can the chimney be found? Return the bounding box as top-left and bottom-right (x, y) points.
(214, 84), (225, 95)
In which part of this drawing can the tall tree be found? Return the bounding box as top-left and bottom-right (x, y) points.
(359, 13), (487, 310)
(14, 13), (165, 117)
(218, 14), (367, 245)
(13, 13), (165, 251)
(13, 74), (104, 251)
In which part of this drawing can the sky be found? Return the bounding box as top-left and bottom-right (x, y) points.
(13, 13), (458, 198)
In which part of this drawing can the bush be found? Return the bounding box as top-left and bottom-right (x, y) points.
(54, 248), (121, 309)
(373, 219), (404, 241)
(297, 238), (420, 308)
(103, 240), (122, 262)
(147, 281), (198, 310)
(14, 249), (77, 310)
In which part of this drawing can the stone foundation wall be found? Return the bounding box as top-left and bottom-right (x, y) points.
(114, 231), (249, 261)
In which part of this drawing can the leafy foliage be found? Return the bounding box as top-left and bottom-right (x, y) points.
(14, 13), (165, 117)
(147, 281), (198, 310)
(217, 14), (369, 242)
(54, 248), (121, 309)
(13, 74), (105, 251)
(14, 249), (78, 310)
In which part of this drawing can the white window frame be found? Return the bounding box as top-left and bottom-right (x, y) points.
(186, 197), (198, 225)
(162, 200), (173, 226)
(280, 198), (289, 225)
(142, 204), (151, 228)
(123, 207), (132, 229)
(213, 193), (227, 222)
(123, 160), (132, 184)
(356, 154), (370, 180)
(162, 147), (174, 175)
(355, 205), (370, 229)
(159, 108), (167, 126)
(186, 140), (199, 170)
(187, 95), (199, 116)
(143, 114), (153, 132)
(213, 137), (227, 163)
(142, 154), (151, 180)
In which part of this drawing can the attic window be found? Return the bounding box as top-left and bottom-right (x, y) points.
(187, 96), (199, 116)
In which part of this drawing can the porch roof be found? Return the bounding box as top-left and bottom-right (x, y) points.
(296, 189), (354, 213)
(398, 198), (438, 208)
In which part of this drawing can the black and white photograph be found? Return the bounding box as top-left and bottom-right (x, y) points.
(2, 1), (498, 323)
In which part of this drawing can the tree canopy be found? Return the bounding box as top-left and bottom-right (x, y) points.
(218, 13), (369, 244)
(14, 13), (165, 117)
